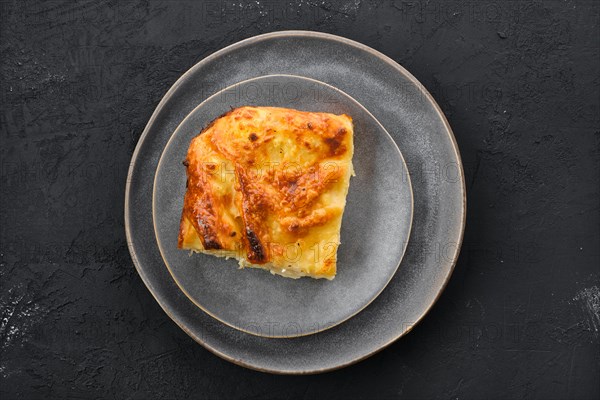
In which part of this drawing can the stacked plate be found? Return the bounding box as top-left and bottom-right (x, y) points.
(125, 31), (466, 374)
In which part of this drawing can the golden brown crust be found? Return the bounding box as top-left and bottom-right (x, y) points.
(178, 106), (354, 279)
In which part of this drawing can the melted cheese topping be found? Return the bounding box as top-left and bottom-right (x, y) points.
(178, 106), (354, 279)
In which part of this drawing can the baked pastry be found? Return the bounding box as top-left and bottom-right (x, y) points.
(178, 106), (354, 279)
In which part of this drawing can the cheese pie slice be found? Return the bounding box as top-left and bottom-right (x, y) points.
(178, 106), (354, 279)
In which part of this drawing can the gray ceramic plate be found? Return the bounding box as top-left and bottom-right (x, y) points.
(153, 75), (413, 338)
(125, 31), (466, 374)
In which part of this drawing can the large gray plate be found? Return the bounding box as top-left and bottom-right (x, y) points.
(125, 31), (466, 374)
(153, 75), (413, 338)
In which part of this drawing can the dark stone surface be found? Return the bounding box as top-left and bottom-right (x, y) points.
(1, 1), (598, 398)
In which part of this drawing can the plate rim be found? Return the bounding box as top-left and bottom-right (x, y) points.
(125, 30), (466, 374)
(151, 73), (415, 338)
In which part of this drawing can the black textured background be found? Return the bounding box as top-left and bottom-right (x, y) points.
(1, 1), (599, 399)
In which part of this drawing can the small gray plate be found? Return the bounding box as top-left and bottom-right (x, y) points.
(153, 75), (413, 338)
